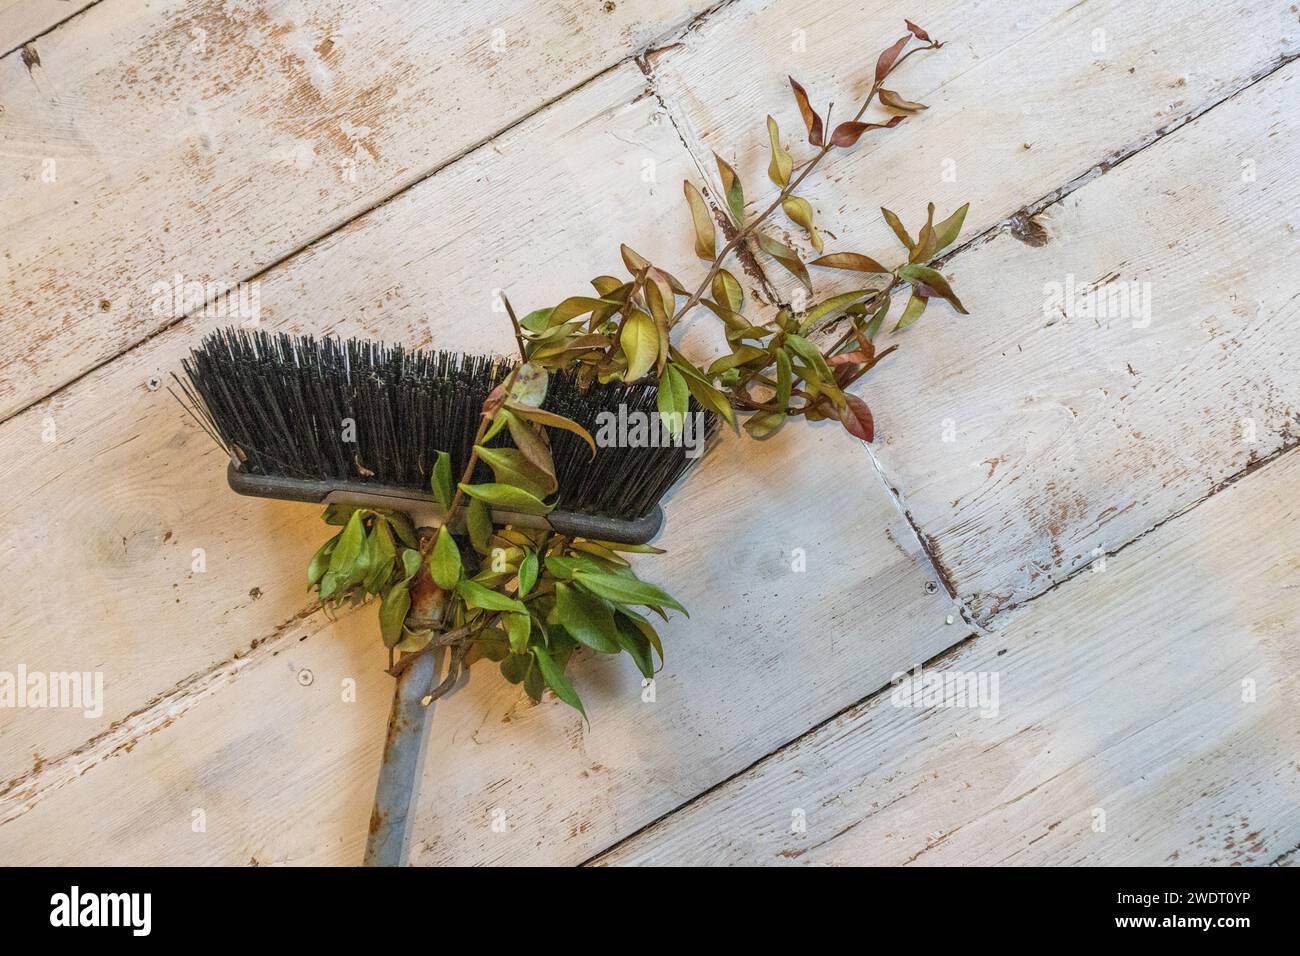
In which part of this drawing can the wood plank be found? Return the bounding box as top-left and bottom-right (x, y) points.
(0, 62), (961, 864)
(0, 0), (713, 419)
(828, 58), (1300, 617)
(0, 1), (99, 57)
(649, 0), (1296, 307)
(598, 447), (1300, 866)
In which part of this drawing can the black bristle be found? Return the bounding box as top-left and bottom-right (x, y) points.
(179, 328), (716, 520)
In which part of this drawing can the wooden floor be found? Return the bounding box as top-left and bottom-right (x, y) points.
(0, 0), (1296, 866)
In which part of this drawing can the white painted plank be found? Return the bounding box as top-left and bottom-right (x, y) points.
(0, 1), (98, 57)
(0, 0), (713, 419)
(0, 62), (960, 863)
(848, 59), (1300, 617)
(649, 0), (1296, 307)
(598, 447), (1300, 866)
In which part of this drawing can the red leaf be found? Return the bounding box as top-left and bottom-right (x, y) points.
(830, 121), (868, 148)
(875, 35), (910, 82)
(788, 76), (823, 146)
(840, 394), (875, 442)
(904, 19), (930, 42)
(831, 116), (904, 148)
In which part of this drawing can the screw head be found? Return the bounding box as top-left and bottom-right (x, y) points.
(146, 375), (162, 391)
(296, 668), (314, 687)
(924, 581), (938, 594)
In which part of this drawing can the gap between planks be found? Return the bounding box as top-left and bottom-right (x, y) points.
(0, 0), (105, 61)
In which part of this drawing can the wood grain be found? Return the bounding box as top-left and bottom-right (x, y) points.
(598, 447), (1300, 866)
(842, 58), (1300, 617)
(0, 0), (713, 419)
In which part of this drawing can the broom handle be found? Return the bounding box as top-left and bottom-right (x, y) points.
(364, 515), (447, 867)
(364, 644), (443, 866)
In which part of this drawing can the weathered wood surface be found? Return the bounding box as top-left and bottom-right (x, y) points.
(0, 0), (713, 419)
(599, 447), (1300, 866)
(0, 62), (962, 863)
(841, 58), (1300, 618)
(0, 0), (99, 57)
(1, 0), (1295, 866)
(649, 0), (1297, 306)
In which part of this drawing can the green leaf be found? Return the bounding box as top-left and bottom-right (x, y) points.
(784, 333), (839, 402)
(379, 582), (410, 648)
(474, 444), (554, 498)
(430, 451), (453, 509)
(714, 153), (746, 224)
(401, 548), (422, 580)
(322, 503), (356, 526)
(532, 646), (587, 720)
(429, 526), (462, 589)
(898, 264), (968, 314)
(683, 180), (715, 260)
(782, 195), (822, 252)
(507, 362), (549, 407)
(894, 292), (928, 331)
(711, 269), (744, 314)
(307, 533), (340, 588)
(681, 369), (737, 432)
(458, 482), (554, 516)
(766, 115), (792, 187)
(394, 626), (433, 653)
(798, 289), (875, 334)
(881, 206), (914, 250)
(808, 252), (890, 274)
(615, 605), (664, 665)
(744, 410), (786, 439)
(548, 296), (612, 326)
(572, 571), (687, 615)
(500, 652), (531, 684)
(553, 581), (621, 652)
(706, 345), (767, 378)
(656, 364), (689, 437)
(466, 501), (492, 557)
(504, 611), (531, 654)
(508, 404), (597, 457)
(457, 578), (527, 614)
(619, 309), (659, 383)
(858, 296), (887, 341)
(756, 232), (811, 292)
(613, 615), (655, 679)
(519, 308), (553, 333)
(517, 550), (539, 597)
(933, 202), (969, 253)
(328, 510), (366, 576)
(775, 346), (793, 410)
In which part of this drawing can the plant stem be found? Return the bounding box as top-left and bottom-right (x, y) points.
(442, 364), (521, 531)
